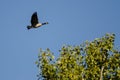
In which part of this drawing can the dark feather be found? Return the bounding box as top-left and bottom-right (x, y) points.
(31, 12), (39, 27)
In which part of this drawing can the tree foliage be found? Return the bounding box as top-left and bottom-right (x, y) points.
(36, 33), (120, 80)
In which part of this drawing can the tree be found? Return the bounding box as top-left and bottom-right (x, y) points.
(36, 33), (120, 80)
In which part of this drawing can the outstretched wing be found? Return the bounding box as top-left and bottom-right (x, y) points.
(31, 12), (39, 26)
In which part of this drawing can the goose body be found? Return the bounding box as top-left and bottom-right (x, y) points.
(27, 12), (48, 29)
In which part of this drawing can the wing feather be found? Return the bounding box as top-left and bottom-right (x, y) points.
(31, 12), (39, 26)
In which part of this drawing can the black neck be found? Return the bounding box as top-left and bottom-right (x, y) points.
(42, 22), (48, 25)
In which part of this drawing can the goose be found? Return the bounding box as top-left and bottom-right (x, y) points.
(27, 12), (48, 29)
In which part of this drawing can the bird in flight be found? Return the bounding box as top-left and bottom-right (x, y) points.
(27, 12), (48, 29)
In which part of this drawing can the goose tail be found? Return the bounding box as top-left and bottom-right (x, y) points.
(27, 26), (32, 30)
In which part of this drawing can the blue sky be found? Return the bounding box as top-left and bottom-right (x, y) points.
(0, 0), (120, 80)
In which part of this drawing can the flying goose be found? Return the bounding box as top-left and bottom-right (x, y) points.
(27, 12), (48, 29)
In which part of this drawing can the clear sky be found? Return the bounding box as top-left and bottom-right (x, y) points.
(0, 0), (120, 80)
